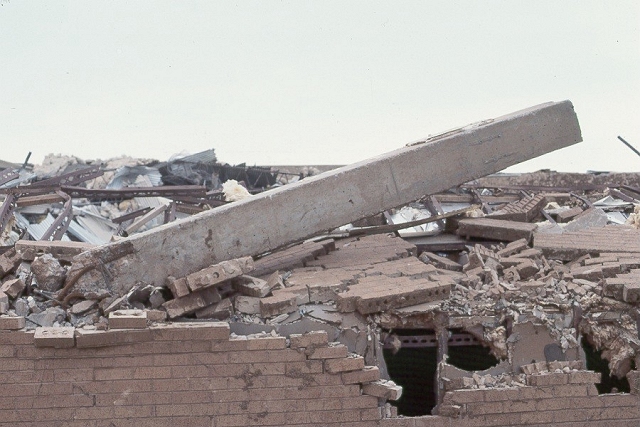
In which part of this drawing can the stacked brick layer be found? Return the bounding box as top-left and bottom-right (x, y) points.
(0, 325), (387, 427)
(1, 322), (640, 426)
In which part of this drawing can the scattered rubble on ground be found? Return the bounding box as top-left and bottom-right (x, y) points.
(1, 100), (639, 424)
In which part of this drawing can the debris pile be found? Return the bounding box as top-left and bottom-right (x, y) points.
(4, 101), (638, 423)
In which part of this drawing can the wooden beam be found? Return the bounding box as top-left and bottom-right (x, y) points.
(66, 101), (582, 296)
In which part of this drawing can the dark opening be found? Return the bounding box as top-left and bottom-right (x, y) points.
(582, 336), (631, 394)
(447, 345), (500, 371)
(383, 329), (438, 416)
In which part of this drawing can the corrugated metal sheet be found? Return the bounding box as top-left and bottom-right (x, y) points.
(106, 166), (162, 189)
(13, 212), (71, 241)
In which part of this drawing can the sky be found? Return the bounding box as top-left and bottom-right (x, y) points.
(1, 1), (639, 172)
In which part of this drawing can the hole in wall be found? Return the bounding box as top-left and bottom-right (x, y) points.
(446, 328), (500, 371)
(383, 329), (438, 416)
(581, 336), (632, 394)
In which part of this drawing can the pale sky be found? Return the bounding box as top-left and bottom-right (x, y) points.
(1, 1), (639, 172)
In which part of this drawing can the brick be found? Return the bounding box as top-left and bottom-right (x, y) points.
(0, 315), (25, 330)
(34, 326), (75, 348)
(457, 217), (537, 242)
(0, 248), (21, 277)
(290, 330), (329, 349)
(75, 328), (153, 348)
(161, 286), (222, 318)
(419, 251), (463, 271)
(233, 275), (271, 297)
(527, 372), (569, 386)
(342, 366), (381, 384)
(552, 384), (592, 397)
(259, 292), (298, 317)
(362, 380), (403, 400)
(186, 257), (254, 291)
(234, 295), (261, 314)
(489, 193), (546, 222)
(535, 226), (640, 261)
(325, 355), (365, 373)
(0, 278), (25, 298)
(166, 276), (190, 298)
(108, 309), (148, 329)
(246, 335), (286, 350)
(496, 238), (529, 257)
(569, 370), (602, 384)
(516, 258), (539, 279)
(146, 309), (167, 322)
(195, 298), (233, 320)
(150, 322), (229, 341)
(442, 389), (485, 404)
(557, 206), (583, 222)
(306, 343), (348, 359)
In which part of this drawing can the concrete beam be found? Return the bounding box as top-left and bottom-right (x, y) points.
(67, 100), (582, 296)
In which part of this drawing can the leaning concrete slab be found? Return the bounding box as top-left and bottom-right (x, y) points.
(66, 101), (582, 295)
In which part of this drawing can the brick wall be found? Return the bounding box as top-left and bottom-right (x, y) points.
(1, 321), (639, 427)
(0, 323), (388, 427)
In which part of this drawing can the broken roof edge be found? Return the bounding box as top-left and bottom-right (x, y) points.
(66, 100), (582, 295)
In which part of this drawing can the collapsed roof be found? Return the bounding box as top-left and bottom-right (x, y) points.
(8, 100), (640, 420)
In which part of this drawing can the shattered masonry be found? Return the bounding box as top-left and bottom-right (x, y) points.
(1, 100), (639, 426)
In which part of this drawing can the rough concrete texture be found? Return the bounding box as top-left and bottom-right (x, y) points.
(30, 253), (66, 292)
(67, 101), (582, 295)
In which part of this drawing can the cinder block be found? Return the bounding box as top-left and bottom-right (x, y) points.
(289, 330), (329, 349)
(0, 315), (25, 330)
(108, 309), (148, 329)
(34, 327), (75, 348)
(325, 355), (365, 374)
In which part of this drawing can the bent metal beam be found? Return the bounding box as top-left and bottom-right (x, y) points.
(67, 100), (582, 296)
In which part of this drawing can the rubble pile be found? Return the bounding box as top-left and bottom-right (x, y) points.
(4, 101), (640, 424)
(3, 159), (640, 379)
